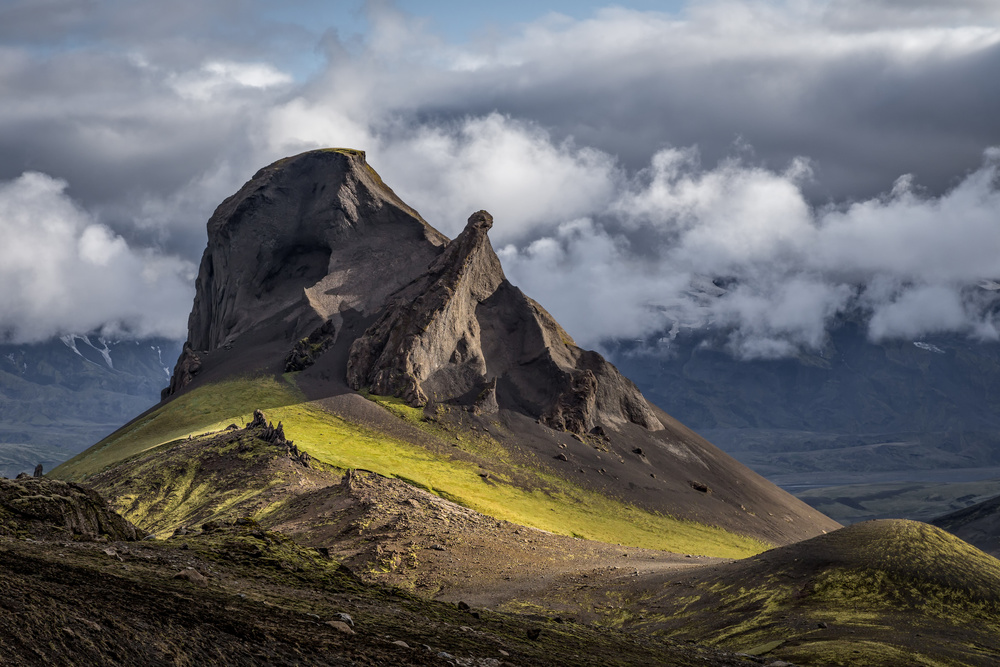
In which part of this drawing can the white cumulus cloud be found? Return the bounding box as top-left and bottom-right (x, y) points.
(0, 172), (195, 343)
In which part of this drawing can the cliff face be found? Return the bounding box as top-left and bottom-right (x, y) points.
(347, 211), (663, 434)
(185, 149), (446, 355)
(166, 149), (446, 395)
(172, 153), (664, 435)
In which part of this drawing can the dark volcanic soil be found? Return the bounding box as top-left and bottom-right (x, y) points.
(0, 515), (763, 666)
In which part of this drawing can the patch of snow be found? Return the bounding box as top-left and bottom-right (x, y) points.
(3, 352), (24, 373)
(77, 335), (114, 369)
(154, 345), (170, 378)
(914, 341), (945, 354)
(978, 280), (1000, 291)
(93, 338), (114, 369)
(60, 334), (84, 357)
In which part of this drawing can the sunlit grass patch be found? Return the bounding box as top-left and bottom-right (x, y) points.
(52, 375), (768, 558)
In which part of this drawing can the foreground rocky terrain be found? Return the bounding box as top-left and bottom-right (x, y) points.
(8, 415), (1000, 665)
(2, 475), (767, 667)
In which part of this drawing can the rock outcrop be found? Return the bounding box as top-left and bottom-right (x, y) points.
(163, 342), (202, 399)
(245, 409), (311, 467)
(167, 149), (446, 398)
(347, 211), (663, 434)
(0, 476), (139, 541)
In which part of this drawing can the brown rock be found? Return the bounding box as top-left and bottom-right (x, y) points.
(347, 210), (663, 435)
(325, 621), (355, 635)
(173, 569), (208, 587)
(0, 477), (140, 541)
(176, 148), (446, 364)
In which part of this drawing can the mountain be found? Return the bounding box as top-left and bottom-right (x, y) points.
(54, 148), (837, 552)
(933, 492), (1000, 558)
(0, 335), (180, 477)
(608, 322), (1000, 478)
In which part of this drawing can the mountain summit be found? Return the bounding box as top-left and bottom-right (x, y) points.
(165, 148), (447, 395)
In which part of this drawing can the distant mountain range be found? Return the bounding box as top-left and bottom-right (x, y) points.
(608, 321), (1000, 479)
(0, 334), (180, 477)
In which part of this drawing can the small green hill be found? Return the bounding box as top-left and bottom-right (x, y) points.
(51, 374), (768, 559)
(623, 520), (1000, 666)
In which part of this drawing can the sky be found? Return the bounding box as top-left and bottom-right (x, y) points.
(1, 0), (999, 358)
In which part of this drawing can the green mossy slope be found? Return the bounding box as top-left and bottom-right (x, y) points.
(632, 520), (1000, 666)
(51, 376), (768, 558)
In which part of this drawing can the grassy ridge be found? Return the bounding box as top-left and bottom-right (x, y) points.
(52, 376), (768, 558)
(634, 520), (1000, 665)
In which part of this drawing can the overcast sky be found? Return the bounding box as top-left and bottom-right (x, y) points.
(1, 0), (999, 357)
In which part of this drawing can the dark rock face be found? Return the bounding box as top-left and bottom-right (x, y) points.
(170, 149), (446, 397)
(0, 477), (139, 541)
(284, 319), (337, 372)
(163, 342), (202, 399)
(347, 211), (663, 434)
(245, 409), (311, 467)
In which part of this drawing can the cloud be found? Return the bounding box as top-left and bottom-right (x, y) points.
(866, 284), (970, 341)
(371, 114), (622, 242)
(169, 60), (293, 101)
(1, 0), (999, 354)
(0, 172), (195, 343)
(823, 0), (1000, 29)
(498, 146), (1000, 356)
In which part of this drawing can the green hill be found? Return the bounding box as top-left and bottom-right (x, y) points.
(53, 373), (767, 558)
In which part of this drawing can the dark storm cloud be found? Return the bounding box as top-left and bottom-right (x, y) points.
(344, 4), (1000, 202)
(1, 0), (999, 351)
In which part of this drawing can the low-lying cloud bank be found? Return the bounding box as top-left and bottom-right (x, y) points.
(1, 0), (999, 355)
(497, 144), (1000, 357)
(0, 173), (195, 343)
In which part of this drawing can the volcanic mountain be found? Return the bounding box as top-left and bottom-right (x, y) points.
(55, 148), (835, 553)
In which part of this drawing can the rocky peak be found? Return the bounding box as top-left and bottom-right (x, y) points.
(346, 210), (505, 406)
(163, 149), (447, 398)
(243, 409), (311, 467)
(182, 148), (446, 356)
(348, 210), (663, 434)
(166, 148), (662, 434)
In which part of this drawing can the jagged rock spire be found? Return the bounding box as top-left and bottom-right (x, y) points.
(347, 211), (663, 434)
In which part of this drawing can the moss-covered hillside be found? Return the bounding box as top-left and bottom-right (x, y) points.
(51, 375), (767, 558)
